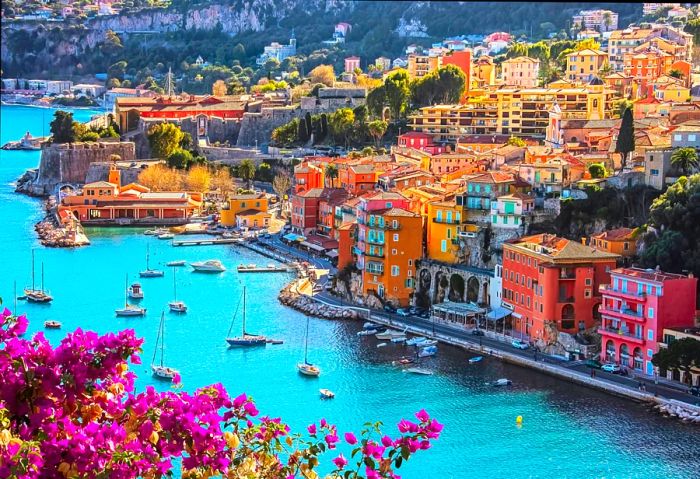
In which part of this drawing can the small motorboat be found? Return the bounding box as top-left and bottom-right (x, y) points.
(363, 322), (377, 330)
(190, 260), (226, 273)
(127, 282), (144, 300)
(376, 329), (404, 340)
(166, 260), (186, 267)
(157, 233), (175, 240)
(44, 320), (61, 329)
(376, 342), (387, 348)
(415, 339), (437, 348)
(493, 378), (512, 387)
(469, 356), (484, 364)
(357, 329), (378, 336)
(391, 336), (407, 343)
(319, 388), (335, 399)
(267, 339), (284, 345)
(222, 231), (235, 239)
(168, 301), (187, 313)
(144, 229), (158, 235)
(406, 337), (426, 346)
(418, 345), (437, 358)
(404, 367), (433, 375)
(392, 356), (416, 366)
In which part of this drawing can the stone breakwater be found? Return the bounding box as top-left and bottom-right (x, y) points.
(278, 282), (361, 320)
(653, 401), (700, 423)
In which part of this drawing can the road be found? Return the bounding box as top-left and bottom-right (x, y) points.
(258, 233), (700, 406)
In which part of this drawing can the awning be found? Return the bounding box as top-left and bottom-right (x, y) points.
(283, 233), (306, 242)
(486, 307), (512, 321)
(325, 249), (339, 258)
(300, 241), (325, 252)
(511, 312), (522, 319)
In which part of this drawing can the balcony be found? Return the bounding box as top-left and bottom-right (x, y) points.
(559, 270), (576, 280)
(558, 296), (575, 303)
(365, 251), (385, 259)
(366, 237), (384, 245)
(599, 284), (647, 301)
(599, 306), (645, 323)
(432, 217), (461, 224)
(597, 327), (645, 344)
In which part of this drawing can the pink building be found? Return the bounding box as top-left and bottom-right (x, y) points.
(345, 56), (361, 73)
(397, 132), (445, 155)
(599, 267), (697, 376)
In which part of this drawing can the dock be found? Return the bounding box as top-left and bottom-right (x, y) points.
(172, 237), (243, 247)
(237, 264), (291, 273)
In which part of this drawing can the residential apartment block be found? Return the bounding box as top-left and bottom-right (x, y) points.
(501, 56), (540, 88)
(572, 9), (619, 33)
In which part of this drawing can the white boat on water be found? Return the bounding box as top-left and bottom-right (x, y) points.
(416, 339), (437, 348)
(158, 233), (175, 240)
(418, 345), (437, 358)
(404, 367), (433, 375)
(376, 342), (387, 348)
(116, 274), (146, 317)
(363, 322), (377, 330)
(191, 260), (226, 273)
(166, 260), (186, 267)
(226, 286), (267, 347)
(140, 244), (164, 278)
(319, 388), (335, 399)
(376, 329), (404, 340)
(25, 250), (53, 304)
(357, 329), (378, 336)
(405, 337), (426, 346)
(493, 378), (512, 387)
(151, 311), (179, 381)
(297, 316), (320, 377)
(144, 227), (168, 236)
(168, 266), (187, 313)
(469, 356), (483, 364)
(127, 282), (144, 300)
(391, 336), (407, 343)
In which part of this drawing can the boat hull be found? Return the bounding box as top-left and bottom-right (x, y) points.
(226, 337), (267, 347)
(140, 270), (164, 278)
(169, 302), (187, 313)
(297, 363), (320, 377)
(151, 365), (179, 380)
(115, 308), (146, 317)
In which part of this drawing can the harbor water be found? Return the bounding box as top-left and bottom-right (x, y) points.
(2, 104), (700, 479)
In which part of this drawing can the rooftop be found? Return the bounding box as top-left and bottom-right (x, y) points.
(591, 227), (635, 241)
(507, 234), (620, 262)
(611, 267), (693, 283)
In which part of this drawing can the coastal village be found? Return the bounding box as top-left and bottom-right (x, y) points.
(4, 2), (700, 428)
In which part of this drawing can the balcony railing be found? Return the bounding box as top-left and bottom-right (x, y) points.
(558, 296), (574, 303)
(600, 306), (644, 322)
(432, 217), (461, 224)
(366, 237), (384, 245)
(598, 327), (645, 344)
(599, 284), (647, 300)
(365, 251), (385, 259)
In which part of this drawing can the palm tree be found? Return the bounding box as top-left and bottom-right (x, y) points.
(238, 159), (256, 190)
(670, 147), (699, 176)
(324, 163), (339, 188)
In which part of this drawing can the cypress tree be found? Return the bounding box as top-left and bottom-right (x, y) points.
(304, 112), (312, 137)
(615, 108), (635, 169)
(320, 113), (328, 140)
(297, 118), (309, 142)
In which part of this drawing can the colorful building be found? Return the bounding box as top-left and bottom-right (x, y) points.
(599, 268), (697, 376)
(356, 191), (422, 307)
(291, 188), (346, 235)
(572, 9), (618, 32)
(565, 49), (608, 83)
(220, 192), (270, 229)
(59, 165), (202, 225)
(501, 234), (620, 342)
(455, 171), (515, 213)
(589, 227), (636, 258)
(345, 56), (361, 73)
(472, 56), (496, 88)
(501, 56), (540, 88)
(490, 193), (535, 229)
(397, 132), (446, 155)
(426, 200), (467, 263)
(338, 163), (378, 195)
(294, 161), (325, 193)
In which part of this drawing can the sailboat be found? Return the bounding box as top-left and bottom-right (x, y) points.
(116, 274), (146, 317)
(24, 250), (53, 303)
(151, 311), (179, 380)
(297, 316), (320, 377)
(168, 266), (187, 313)
(140, 244), (164, 278)
(225, 286), (267, 347)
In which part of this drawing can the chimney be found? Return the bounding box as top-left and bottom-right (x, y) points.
(581, 237), (587, 245)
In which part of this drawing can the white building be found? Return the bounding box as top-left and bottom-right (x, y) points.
(501, 56), (540, 88)
(572, 9), (619, 33)
(257, 34), (297, 66)
(46, 80), (73, 95)
(490, 193), (535, 229)
(489, 264), (503, 309)
(71, 84), (107, 97)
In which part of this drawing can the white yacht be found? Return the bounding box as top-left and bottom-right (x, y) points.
(190, 260), (226, 273)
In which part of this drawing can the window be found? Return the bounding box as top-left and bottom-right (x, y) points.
(647, 349), (654, 358)
(674, 134), (682, 141)
(648, 307), (654, 318)
(393, 234), (399, 241)
(408, 259), (413, 266)
(391, 266), (399, 277)
(689, 134), (697, 142)
(585, 278), (592, 286)
(650, 168), (659, 176)
(385, 202), (393, 208)
(647, 329), (654, 341)
(441, 240), (447, 252)
(584, 289), (591, 298)
(392, 249), (397, 255)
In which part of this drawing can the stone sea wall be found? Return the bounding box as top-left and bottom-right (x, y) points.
(16, 141), (136, 197)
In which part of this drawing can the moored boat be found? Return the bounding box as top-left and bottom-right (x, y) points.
(404, 367), (433, 375)
(297, 316), (320, 377)
(391, 336), (407, 343)
(116, 274), (146, 317)
(166, 260), (186, 267)
(415, 339), (437, 348)
(44, 320), (61, 329)
(418, 345), (437, 357)
(168, 266), (187, 313)
(357, 329), (378, 336)
(157, 233), (175, 240)
(406, 337), (426, 346)
(127, 282), (144, 300)
(226, 286), (267, 346)
(469, 356), (483, 364)
(319, 388), (335, 399)
(191, 260), (226, 273)
(376, 329), (404, 340)
(493, 378), (512, 387)
(151, 311), (179, 381)
(140, 244), (164, 278)
(25, 251), (53, 304)
(376, 342), (387, 348)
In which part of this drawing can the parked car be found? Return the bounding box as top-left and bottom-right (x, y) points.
(511, 339), (529, 350)
(409, 306), (419, 315)
(601, 363), (621, 374)
(689, 386), (700, 397)
(383, 305), (397, 314)
(419, 310), (430, 319)
(471, 329), (485, 336)
(397, 308), (410, 317)
(585, 359), (603, 369)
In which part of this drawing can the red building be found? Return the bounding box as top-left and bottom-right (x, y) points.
(397, 132), (445, 155)
(441, 49), (472, 95)
(502, 234), (619, 343)
(291, 188), (347, 235)
(338, 163), (378, 195)
(294, 161), (325, 193)
(599, 267), (697, 376)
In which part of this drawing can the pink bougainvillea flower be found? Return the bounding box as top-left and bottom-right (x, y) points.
(344, 431), (357, 445)
(332, 453), (348, 469)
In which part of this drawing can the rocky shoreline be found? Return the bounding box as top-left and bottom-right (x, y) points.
(34, 199), (90, 248)
(278, 281), (361, 320)
(653, 402), (700, 423)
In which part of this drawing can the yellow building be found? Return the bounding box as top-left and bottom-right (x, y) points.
(426, 200), (468, 264)
(407, 54), (441, 78)
(565, 49), (609, 83)
(220, 192), (270, 228)
(409, 85), (617, 141)
(472, 56), (496, 88)
(654, 82), (690, 103)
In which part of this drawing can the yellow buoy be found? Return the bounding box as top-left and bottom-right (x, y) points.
(516, 415), (523, 424)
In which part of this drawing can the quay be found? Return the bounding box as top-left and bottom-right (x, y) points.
(237, 264), (291, 273)
(172, 237), (243, 247)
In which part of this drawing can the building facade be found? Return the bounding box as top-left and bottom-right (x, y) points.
(501, 57), (540, 88)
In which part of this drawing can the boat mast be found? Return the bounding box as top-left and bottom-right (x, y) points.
(31, 249), (35, 291)
(146, 244), (150, 271)
(304, 316), (310, 365)
(124, 274), (128, 307)
(242, 286), (247, 336)
(172, 266), (177, 301)
(160, 312), (165, 367)
(226, 291), (243, 338)
(151, 312), (161, 367)
(41, 262), (45, 294)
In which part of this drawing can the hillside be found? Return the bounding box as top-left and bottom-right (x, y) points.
(1, 1), (644, 79)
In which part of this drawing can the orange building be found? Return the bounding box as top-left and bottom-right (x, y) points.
(589, 227), (636, 258)
(294, 162), (325, 193)
(441, 50), (472, 95)
(59, 165), (202, 225)
(336, 222), (356, 270)
(502, 234), (620, 342)
(338, 163), (378, 195)
(623, 49), (674, 89)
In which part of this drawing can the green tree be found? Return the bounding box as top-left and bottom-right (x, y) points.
(328, 108), (355, 147)
(367, 86), (386, 118)
(272, 172), (292, 207)
(615, 99), (634, 118)
(297, 118), (310, 143)
(238, 159), (256, 189)
(615, 108), (635, 169)
(101, 30), (123, 56)
(325, 163), (339, 188)
(255, 162), (273, 182)
(506, 136), (526, 147)
(384, 69), (410, 120)
(271, 119), (299, 147)
(588, 163), (607, 179)
(652, 337), (700, 381)
(670, 147), (699, 176)
(598, 62), (613, 77)
(368, 120), (388, 147)
(411, 65), (466, 106)
(49, 110), (75, 143)
(166, 148), (194, 169)
(668, 69), (684, 80)
(147, 123), (185, 159)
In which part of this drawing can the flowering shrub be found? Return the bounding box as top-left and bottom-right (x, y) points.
(0, 307), (442, 478)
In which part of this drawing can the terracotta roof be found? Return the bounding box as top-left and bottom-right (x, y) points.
(503, 56), (540, 64)
(84, 181), (117, 188)
(380, 207), (419, 218)
(462, 171), (514, 184)
(591, 227), (634, 241)
(231, 192), (266, 200)
(498, 192), (534, 201)
(566, 48), (607, 56)
(362, 190), (407, 201)
(508, 234), (619, 261)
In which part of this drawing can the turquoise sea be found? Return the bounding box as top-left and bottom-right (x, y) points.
(2, 104), (700, 478)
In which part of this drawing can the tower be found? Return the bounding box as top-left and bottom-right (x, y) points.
(545, 101), (563, 148)
(164, 67), (175, 98)
(108, 161), (121, 187)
